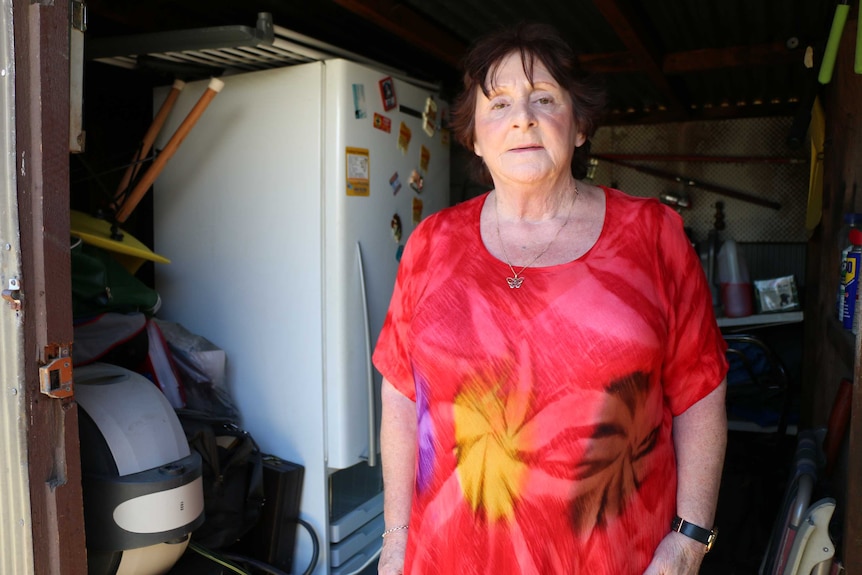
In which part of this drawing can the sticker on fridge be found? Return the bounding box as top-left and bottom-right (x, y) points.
(389, 171), (402, 195)
(352, 84), (367, 119)
(345, 147), (370, 197)
(390, 213), (403, 244)
(419, 145), (430, 174)
(412, 197), (424, 224)
(379, 76), (397, 111)
(373, 113), (392, 133)
(397, 122), (412, 155)
(408, 170), (423, 194)
(422, 97), (438, 137)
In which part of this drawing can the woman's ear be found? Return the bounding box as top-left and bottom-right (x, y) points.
(576, 133), (587, 148)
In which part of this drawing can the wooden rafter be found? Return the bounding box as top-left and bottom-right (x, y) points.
(663, 41), (802, 74)
(578, 41), (803, 75)
(332, 0), (467, 68)
(590, 0), (687, 119)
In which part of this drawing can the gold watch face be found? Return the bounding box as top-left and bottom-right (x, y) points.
(705, 528), (718, 553)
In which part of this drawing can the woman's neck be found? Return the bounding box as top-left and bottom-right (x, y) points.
(493, 178), (579, 222)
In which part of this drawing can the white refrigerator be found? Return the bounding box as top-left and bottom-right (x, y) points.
(151, 59), (450, 574)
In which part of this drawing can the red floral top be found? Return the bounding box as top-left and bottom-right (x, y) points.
(373, 187), (727, 574)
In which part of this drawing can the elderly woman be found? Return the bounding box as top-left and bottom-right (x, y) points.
(373, 22), (728, 575)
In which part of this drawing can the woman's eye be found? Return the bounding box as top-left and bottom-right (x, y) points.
(535, 96), (553, 105)
(491, 101), (508, 110)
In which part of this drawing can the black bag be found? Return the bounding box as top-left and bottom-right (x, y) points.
(177, 411), (265, 549)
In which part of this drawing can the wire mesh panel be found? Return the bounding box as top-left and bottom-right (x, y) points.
(591, 117), (809, 244)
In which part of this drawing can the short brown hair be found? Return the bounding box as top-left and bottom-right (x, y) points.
(449, 22), (606, 186)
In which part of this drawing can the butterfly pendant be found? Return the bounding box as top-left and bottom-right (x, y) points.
(506, 276), (524, 289)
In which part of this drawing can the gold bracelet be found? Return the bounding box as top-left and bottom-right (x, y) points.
(381, 524), (409, 538)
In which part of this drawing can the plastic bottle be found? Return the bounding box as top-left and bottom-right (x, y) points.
(836, 213), (862, 322)
(717, 238), (753, 318)
(842, 228), (862, 332)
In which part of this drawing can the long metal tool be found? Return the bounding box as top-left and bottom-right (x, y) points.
(591, 154), (782, 210)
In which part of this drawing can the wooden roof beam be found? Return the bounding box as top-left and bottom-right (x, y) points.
(590, 0), (687, 119)
(332, 0), (467, 68)
(578, 41), (802, 75)
(663, 41), (802, 74)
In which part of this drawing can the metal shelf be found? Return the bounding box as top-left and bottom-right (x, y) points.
(85, 11), (429, 88)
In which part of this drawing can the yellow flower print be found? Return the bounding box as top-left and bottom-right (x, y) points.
(454, 380), (531, 522)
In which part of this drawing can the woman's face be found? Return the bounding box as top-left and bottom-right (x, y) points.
(472, 52), (585, 188)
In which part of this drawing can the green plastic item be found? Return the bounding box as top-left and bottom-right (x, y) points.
(856, 0), (862, 74)
(819, 2), (850, 84)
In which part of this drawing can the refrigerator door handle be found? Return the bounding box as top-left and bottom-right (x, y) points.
(356, 242), (378, 467)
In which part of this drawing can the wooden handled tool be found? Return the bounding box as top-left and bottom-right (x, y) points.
(115, 77), (225, 223)
(113, 79), (186, 208)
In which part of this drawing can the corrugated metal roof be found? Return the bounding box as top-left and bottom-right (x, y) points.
(84, 0), (836, 127)
(400, 0), (833, 124)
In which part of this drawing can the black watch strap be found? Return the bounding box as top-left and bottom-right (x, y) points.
(671, 516), (717, 552)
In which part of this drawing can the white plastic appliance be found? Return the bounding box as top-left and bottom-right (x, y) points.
(76, 362), (205, 575)
(152, 59), (450, 573)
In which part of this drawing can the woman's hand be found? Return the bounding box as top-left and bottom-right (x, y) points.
(642, 532), (706, 575)
(378, 531), (408, 575)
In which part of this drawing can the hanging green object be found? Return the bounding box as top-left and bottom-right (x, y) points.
(856, 0), (862, 73)
(819, 1), (850, 84)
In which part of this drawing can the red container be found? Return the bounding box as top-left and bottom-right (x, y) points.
(720, 282), (753, 317)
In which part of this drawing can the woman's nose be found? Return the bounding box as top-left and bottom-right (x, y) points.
(511, 99), (536, 128)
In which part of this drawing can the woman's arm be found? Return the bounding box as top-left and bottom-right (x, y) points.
(379, 378), (417, 575)
(644, 379), (727, 575)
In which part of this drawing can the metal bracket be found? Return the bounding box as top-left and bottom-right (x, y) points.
(40, 344), (74, 399)
(2, 277), (21, 311)
(71, 1), (87, 32)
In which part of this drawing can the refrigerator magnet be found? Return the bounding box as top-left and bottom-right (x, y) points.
(412, 197), (424, 225)
(390, 213), (403, 244)
(373, 113), (392, 133)
(345, 147), (370, 197)
(419, 145), (431, 174)
(389, 172), (402, 195)
(409, 169), (424, 194)
(352, 84), (367, 119)
(397, 122), (412, 155)
(422, 97), (438, 137)
(441, 128), (450, 147)
(379, 77), (397, 111)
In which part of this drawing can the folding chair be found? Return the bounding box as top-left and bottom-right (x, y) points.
(759, 430), (837, 575)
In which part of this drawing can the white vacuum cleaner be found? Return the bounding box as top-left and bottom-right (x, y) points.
(75, 362), (204, 575)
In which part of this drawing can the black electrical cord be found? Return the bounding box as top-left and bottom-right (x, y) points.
(189, 517), (319, 575)
(295, 518), (320, 575)
(217, 552), (290, 575)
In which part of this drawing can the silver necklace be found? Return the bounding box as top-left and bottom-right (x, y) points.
(494, 183), (579, 289)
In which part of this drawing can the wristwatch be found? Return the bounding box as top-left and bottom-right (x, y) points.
(671, 516), (717, 553)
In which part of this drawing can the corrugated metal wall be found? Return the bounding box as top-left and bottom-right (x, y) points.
(0, 0), (35, 570)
